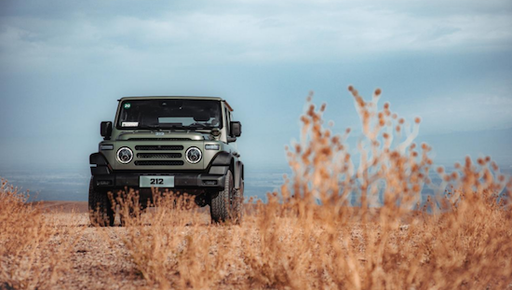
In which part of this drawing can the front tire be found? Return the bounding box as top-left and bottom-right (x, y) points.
(88, 178), (115, 227)
(210, 171), (243, 224)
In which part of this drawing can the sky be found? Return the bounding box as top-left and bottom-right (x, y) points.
(1, 0), (512, 174)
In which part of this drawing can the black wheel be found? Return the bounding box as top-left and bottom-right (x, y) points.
(88, 178), (115, 227)
(235, 179), (244, 222)
(119, 209), (137, 227)
(117, 191), (143, 227)
(119, 203), (140, 227)
(210, 171), (243, 224)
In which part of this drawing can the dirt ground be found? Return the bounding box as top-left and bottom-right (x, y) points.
(36, 201), (213, 290)
(27, 202), (417, 290)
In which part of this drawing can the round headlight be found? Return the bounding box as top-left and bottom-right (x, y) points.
(185, 147), (202, 164)
(116, 147), (133, 164)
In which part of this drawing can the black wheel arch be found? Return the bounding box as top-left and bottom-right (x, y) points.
(90, 152), (111, 176)
(209, 151), (244, 189)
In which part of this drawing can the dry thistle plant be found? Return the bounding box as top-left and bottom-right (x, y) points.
(244, 87), (512, 289)
(116, 189), (247, 289)
(0, 180), (74, 289)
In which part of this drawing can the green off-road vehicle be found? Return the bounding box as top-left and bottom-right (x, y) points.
(89, 97), (244, 226)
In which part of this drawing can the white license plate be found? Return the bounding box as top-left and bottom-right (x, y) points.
(139, 176), (174, 188)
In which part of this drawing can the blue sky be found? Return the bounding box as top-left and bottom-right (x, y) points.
(1, 0), (512, 172)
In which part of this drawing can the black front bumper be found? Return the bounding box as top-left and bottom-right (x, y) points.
(92, 172), (226, 190)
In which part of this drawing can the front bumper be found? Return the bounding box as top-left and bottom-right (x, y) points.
(90, 152), (229, 191)
(92, 172), (226, 190)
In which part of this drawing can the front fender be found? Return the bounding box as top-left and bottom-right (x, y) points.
(90, 152), (111, 175)
(208, 151), (243, 189)
(235, 160), (244, 188)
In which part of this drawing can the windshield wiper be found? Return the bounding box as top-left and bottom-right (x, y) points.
(137, 124), (186, 130)
(183, 125), (216, 131)
(187, 123), (208, 129)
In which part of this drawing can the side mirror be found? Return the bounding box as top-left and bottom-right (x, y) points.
(100, 121), (112, 140)
(230, 121), (242, 137)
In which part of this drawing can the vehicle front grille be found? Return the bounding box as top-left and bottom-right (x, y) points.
(135, 145), (184, 151)
(133, 144), (186, 166)
(137, 153), (182, 159)
(134, 161), (185, 166)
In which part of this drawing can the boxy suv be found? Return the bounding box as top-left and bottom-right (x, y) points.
(89, 97), (244, 226)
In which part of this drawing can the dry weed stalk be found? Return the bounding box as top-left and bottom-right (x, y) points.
(244, 87), (512, 289)
(0, 180), (75, 289)
(117, 190), (246, 289)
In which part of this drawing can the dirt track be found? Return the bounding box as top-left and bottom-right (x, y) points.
(38, 201), (88, 213)
(40, 203), (367, 290)
(37, 201), (212, 290)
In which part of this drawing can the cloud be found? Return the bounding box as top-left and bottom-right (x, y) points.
(1, 1), (511, 73)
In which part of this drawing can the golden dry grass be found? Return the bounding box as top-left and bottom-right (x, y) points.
(0, 181), (77, 289)
(1, 86), (511, 289)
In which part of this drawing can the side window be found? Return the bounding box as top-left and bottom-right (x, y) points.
(225, 108), (231, 135)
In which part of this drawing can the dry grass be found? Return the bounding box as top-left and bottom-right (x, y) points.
(116, 87), (512, 289)
(0, 181), (76, 289)
(1, 86), (511, 289)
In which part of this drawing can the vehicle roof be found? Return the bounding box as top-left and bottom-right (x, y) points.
(118, 96), (224, 102)
(118, 96), (234, 111)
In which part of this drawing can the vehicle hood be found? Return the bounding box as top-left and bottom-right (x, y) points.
(116, 131), (208, 141)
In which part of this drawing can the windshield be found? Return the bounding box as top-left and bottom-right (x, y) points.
(116, 99), (223, 130)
